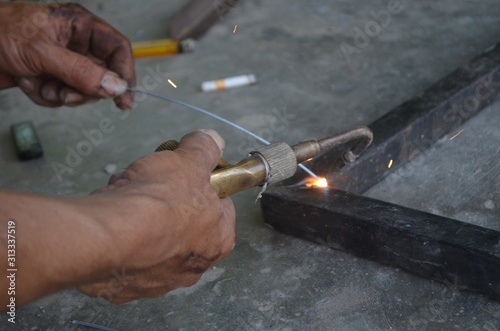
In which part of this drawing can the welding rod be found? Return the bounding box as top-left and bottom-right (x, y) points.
(156, 127), (373, 198)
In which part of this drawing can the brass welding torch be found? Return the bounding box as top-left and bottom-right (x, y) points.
(156, 127), (373, 198)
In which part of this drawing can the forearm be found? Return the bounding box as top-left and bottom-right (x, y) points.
(0, 190), (118, 308)
(0, 130), (234, 306)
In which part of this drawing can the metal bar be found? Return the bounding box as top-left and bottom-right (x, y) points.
(261, 187), (500, 300)
(308, 42), (500, 194)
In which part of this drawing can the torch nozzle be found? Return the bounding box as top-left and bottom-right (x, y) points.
(291, 126), (373, 165)
(155, 127), (373, 198)
(317, 126), (373, 163)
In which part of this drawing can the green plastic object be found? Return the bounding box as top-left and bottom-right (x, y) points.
(10, 121), (44, 160)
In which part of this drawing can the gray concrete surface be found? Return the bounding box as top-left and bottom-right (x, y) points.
(1, 0), (500, 330)
(365, 100), (500, 232)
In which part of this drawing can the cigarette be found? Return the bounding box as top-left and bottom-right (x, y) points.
(201, 74), (257, 92)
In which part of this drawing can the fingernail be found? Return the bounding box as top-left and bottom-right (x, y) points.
(61, 91), (86, 105)
(114, 92), (133, 110)
(17, 78), (35, 93)
(42, 88), (59, 102)
(101, 72), (127, 96)
(109, 169), (126, 185)
(199, 129), (225, 151)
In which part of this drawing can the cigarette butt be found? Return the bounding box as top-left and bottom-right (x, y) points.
(132, 38), (196, 58)
(201, 74), (257, 92)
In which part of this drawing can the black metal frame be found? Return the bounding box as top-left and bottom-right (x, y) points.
(261, 42), (500, 300)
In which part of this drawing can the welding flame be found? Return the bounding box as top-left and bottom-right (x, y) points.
(306, 177), (329, 188)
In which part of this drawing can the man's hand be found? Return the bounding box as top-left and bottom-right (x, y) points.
(0, 130), (235, 307)
(77, 129), (235, 303)
(0, 2), (135, 109)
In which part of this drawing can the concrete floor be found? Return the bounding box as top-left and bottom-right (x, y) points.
(365, 100), (500, 232)
(1, 0), (500, 330)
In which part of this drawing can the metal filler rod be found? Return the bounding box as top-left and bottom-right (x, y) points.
(127, 88), (321, 179)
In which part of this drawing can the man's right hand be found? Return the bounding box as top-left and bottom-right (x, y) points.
(78, 129), (236, 303)
(0, 130), (235, 307)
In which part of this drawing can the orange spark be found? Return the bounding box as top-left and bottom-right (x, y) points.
(306, 177), (328, 188)
(449, 129), (464, 141)
(233, 25), (238, 33)
(168, 79), (177, 88)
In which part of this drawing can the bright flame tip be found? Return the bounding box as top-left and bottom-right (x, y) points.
(306, 177), (328, 188)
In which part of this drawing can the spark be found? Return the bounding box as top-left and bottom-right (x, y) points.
(449, 129), (464, 141)
(168, 79), (177, 88)
(388, 159), (393, 168)
(233, 25), (238, 33)
(306, 177), (328, 188)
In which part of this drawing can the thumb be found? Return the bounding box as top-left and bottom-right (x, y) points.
(38, 45), (127, 99)
(176, 130), (226, 173)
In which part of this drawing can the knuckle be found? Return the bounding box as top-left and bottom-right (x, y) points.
(180, 274), (202, 287)
(104, 37), (132, 56)
(70, 55), (95, 74)
(116, 37), (132, 51)
(26, 95), (60, 108)
(184, 252), (220, 273)
(51, 3), (89, 15)
(218, 239), (235, 260)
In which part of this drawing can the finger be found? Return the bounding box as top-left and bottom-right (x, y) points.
(78, 270), (201, 304)
(42, 81), (98, 107)
(128, 273), (202, 298)
(108, 169), (126, 185)
(37, 45), (127, 100)
(58, 87), (99, 107)
(18, 77), (99, 107)
(0, 73), (15, 89)
(18, 77), (63, 107)
(177, 129), (225, 173)
(64, 5), (135, 109)
(214, 197), (236, 263)
(90, 177), (131, 196)
(104, 36), (135, 110)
